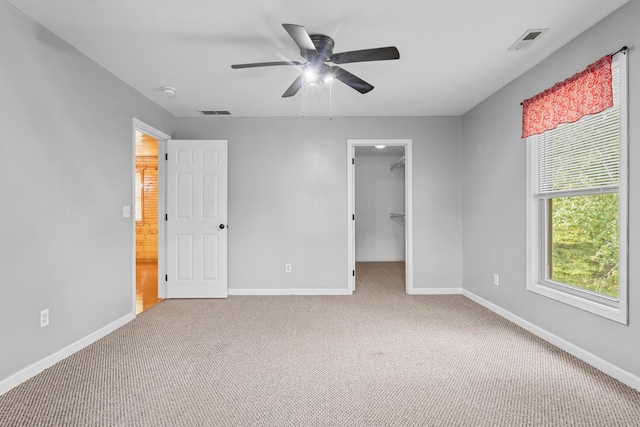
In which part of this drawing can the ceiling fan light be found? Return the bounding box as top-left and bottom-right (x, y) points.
(304, 69), (318, 81)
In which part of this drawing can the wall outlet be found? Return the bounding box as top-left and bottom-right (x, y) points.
(493, 274), (500, 286)
(285, 264), (292, 273)
(40, 309), (49, 328)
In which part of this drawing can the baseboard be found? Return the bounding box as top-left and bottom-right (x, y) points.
(0, 312), (135, 396)
(409, 287), (463, 295)
(229, 288), (352, 296)
(355, 258), (405, 262)
(462, 290), (640, 392)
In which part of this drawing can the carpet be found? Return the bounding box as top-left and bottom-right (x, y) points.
(1, 262), (639, 426)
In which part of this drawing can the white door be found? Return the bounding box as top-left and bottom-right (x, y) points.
(166, 140), (228, 298)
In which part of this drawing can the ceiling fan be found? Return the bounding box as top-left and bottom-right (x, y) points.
(231, 24), (400, 98)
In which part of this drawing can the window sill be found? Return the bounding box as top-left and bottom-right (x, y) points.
(527, 281), (627, 324)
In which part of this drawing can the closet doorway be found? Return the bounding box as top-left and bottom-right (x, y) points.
(347, 139), (413, 294)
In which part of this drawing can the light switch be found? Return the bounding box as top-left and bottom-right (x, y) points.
(123, 206), (131, 218)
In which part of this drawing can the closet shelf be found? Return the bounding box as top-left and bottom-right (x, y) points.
(390, 213), (405, 225)
(389, 156), (405, 171)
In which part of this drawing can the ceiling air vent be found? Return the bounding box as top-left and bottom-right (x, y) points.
(508, 29), (548, 51)
(199, 110), (232, 116)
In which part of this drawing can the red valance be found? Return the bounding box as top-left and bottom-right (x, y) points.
(521, 55), (613, 138)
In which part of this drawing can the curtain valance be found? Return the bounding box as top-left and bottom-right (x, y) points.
(521, 55), (613, 138)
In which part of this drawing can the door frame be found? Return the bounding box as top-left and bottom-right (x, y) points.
(132, 118), (170, 312)
(347, 139), (414, 293)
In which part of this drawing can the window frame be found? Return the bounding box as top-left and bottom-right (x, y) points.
(525, 52), (628, 324)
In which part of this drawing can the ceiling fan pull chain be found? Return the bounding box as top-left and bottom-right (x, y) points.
(329, 79), (333, 121)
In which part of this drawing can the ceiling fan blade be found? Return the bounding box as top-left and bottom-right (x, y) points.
(231, 61), (302, 69)
(330, 46), (400, 64)
(282, 24), (318, 56)
(282, 75), (304, 98)
(332, 67), (374, 94)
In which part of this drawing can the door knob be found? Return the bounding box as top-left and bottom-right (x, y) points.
(219, 224), (225, 229)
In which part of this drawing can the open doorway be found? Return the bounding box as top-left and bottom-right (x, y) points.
(132, 119), (170, 315)
(134, 129), (161, 313)
(347, 139), (413, 294)
(354, 145), (406, 293)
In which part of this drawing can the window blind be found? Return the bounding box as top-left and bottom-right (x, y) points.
(135, 170), (143, 222)
(535, 55), (620, 199)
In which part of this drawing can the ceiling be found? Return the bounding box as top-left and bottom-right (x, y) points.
(355, 146), (404, 157)
(6, 0), (628, 118)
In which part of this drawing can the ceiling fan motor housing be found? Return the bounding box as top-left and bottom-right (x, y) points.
(306, 34), (335, 60)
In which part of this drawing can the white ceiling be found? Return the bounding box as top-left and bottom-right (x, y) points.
(355, 146), (404, 157)
(6, 0), (628, 118)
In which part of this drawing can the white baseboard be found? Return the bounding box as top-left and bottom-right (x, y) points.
(229, 288), (352, 296)
(0, 312), (135, 396)
(409, 287), (463, 295)
(462, 290), (640, 392)
(356, 258), (406, 262)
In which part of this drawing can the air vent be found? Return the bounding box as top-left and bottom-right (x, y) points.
(199, 110), (232, 116)
(508, 29), (548, 51)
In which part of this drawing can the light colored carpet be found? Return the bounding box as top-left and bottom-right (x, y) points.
(1, 262), (639, 426)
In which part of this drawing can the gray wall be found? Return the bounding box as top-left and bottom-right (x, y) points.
(0, 2), (174, 382)
(174, 116), (463, 291)
(461, 0), (640, 378)
(355, 154), (405, 262)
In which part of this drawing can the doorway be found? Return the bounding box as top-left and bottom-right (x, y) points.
(135, 129), (161, 313)
(347, 139), (413, 293)
(132, 119), (170, 314)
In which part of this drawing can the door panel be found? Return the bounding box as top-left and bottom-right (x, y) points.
(166, 140), (228, 298)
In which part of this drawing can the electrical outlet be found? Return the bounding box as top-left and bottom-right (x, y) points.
(285, 264), (292, 273)
(493, 274), (500, 286)
(40, 309), (49, 328)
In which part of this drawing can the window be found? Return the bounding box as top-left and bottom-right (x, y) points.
(526, 52), (628, 323)
(135, 169), (144, 223)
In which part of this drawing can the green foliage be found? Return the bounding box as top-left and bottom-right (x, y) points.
(550, 193), (619, 298)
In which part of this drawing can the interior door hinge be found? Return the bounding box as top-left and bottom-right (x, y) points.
(165, 214), (168, 221)
(165, 274), (168, 282)
(353, 270), (355, 277)
(352, 214), (355, 221)
(352, 158), (355, 165)
(165, 153), (168, 161)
